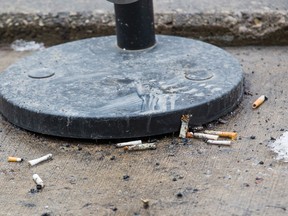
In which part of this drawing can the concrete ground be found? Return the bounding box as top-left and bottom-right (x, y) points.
(1, 45), (288, 215)
(1, 0), (288, 216)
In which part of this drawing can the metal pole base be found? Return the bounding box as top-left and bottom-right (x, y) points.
(0, 35), (243, 139)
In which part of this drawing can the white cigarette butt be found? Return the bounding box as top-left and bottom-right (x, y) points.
(193, 133), (219, 140)
(116, 140), (142, 147)
(28, 154), (53, 166)
(206, 140), (231, 146)
(179, 114), (190, 138)
(124, 143), (157, 151)
(33, 174), (44, 189)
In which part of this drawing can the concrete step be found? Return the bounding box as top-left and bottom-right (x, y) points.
(0, 0), (288, 45)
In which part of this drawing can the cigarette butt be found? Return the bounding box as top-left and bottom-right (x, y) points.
(124, 143), (157, 151)
(28, 154), (53, 166)
(204, 130), (238, 140)
(116, 140), (142, 148)
(8, 156), (23, 162)
(187, 132), (219, 140)
(32, 174), (44, 190)
(206, 140), (231, 146)
(179, 114), (190, 138)
(252, 95), (268, 109)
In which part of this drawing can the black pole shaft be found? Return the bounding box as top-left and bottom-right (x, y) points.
(114, 0), (156, 50)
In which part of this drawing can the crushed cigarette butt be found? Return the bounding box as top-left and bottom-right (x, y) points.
(179, 114), (190, 138)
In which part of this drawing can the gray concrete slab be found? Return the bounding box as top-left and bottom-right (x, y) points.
(0, 45), (288, 215)
(0, 0), (288, 45)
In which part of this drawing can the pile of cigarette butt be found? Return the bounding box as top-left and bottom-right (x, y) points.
(179, 115), (237, 146)
(8, 153), (53, 192)
(116, 140), (157, 151)
(186, 130), (237, 146)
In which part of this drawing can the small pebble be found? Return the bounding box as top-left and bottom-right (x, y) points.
(243, 183), (250, 187)
(176, 192), (183, 198)
(259, 161), (264, 165)
(123, 175), (130, 181)
(250, 135), (256, 140)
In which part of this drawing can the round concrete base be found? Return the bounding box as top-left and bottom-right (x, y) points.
(0, 35), (243, 139)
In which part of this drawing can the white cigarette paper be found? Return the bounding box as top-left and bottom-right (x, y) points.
(193, 133), (219, 140)
(33, 174), (44, 189)
(28, 153), (53, 166)
(116, 140), (142, 147)
(179, 115), (190, 138)
(124, 143), (156, 151)
(206, 140), (231, 146)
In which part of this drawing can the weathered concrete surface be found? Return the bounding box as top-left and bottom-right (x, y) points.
(0, 0), (288, 45)
(1, 45), (288, 215)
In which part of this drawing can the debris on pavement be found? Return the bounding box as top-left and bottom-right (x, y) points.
(191, 126), (204, 132)
(32, 174), (44, 190)
(269, 131), (288, 162)
(116, 140), (142, 148)
(204, 130), (238, 140)
(124, 143), (157, 151)
(8, 156), (24, 162)
(123, 175), (130, 181)
(28, 154), (53, 166)
(179, 114), (190, 138)
(141, 199), (149, 209)
(206, 140), (232, 146)
(11, 39), (45, 52)
(252, 95), (268, 109)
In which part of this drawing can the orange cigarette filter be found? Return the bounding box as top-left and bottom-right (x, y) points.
(218, 132), (238, 140)
(186, 132), (193, 138)
(8, 156), (23, 162)
(252, 95), (267, 109)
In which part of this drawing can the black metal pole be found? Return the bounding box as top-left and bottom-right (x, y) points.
(114, 0), (156, 50)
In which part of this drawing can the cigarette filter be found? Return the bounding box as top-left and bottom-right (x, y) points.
(187, 132), (219, 140)
(116, 140), (142, 148)
(28, 153), (53, 166)
(204, 130), (238, 140)
(124, 143), (157, 151)
(179, 114), (190, 138)
(252, 95), (268, 109)
(206, 140), (231, 146)
(32, 174), (44, 189)
(8, 156), (23, 162)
